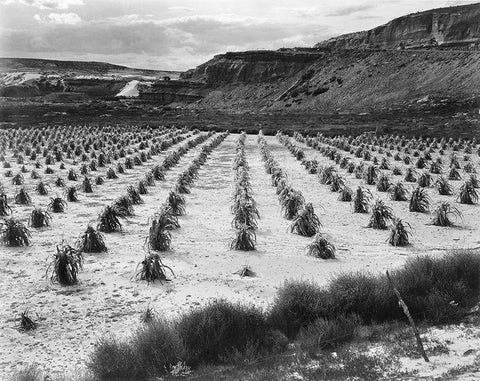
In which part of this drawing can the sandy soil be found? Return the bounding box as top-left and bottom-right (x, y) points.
(0, 133), (479, 379)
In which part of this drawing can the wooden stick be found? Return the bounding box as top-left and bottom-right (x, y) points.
(386, 270), (430, 362)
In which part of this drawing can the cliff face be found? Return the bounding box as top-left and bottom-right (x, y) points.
(315, 3), (480, 50)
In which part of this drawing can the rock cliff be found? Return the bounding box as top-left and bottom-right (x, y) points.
(315, 3), (480, 50)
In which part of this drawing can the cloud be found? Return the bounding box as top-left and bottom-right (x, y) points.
(327, 4), (376, 17)
(168, 6), (194, 12)
(34, 12), (82, 24)
(1, 0), (83, 9)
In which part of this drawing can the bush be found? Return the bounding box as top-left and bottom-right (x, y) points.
(146, 213), (174, 251)
(290, 203), (321, 237)
(29, 208), (51, 228)
(98, 205), (125, 233)
(136, 253), (174, 283)
(12, 172), (24, 185)
(35, 181), (49, 195)
(55, 176), (66, 187)
(388, 181), (408, 201)
(306, 233), (336, 259)
(48, 244), (83, 285)
(231, 224), (256, 251)
(352, 186), (371, 213)
(127, 185), (143, 205)
(137, 180), (148, 195)
(338, 185), (353, 202)
(279, 187), (304, 220)
(458, 181), (478, 204)
(389, 218), (411, 246)
(77, 226), (107, 253)
(0, 193), (12, 216)
(65, 186), (79, 202)
(376, 173), (391, 192)
(297, 314), (361, 353)
(409, 187), (431, 212)
(404, 167), (417, 182)
(431, 202), (463, 227)
(167, 190), (186, 216)
(14, 187), (31, 205)
(417, 172), (432, 188)
(113, 195), (134, 217)
(436, 176), (453, 195)
(177, 300), (272, 365)
(367, 200), (394, 229)
(106, 168), (117, 179)
(0, 218), (31, 246)
(48, 196), (67, 213)
(81, 177), (93, 193)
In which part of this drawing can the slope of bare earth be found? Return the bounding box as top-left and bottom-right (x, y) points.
(183, 49), (480, 114)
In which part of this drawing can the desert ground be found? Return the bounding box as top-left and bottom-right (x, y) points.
(1, 129), (479, 379)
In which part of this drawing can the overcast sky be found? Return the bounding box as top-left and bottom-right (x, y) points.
(0, 0), (476, 71)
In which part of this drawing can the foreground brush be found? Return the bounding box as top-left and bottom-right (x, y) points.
(306, 233), (336, 259)
(290, 203), (321, 237)
(230, 224), (256, 251)
(431, 202), (463, 227)
(136, 252), (174, 284)
(0, 218), (31, 246)
(48, 244), (84, 285)
(389, 218), (411, 246)
(29, 208), (52, 228)
(367, 200), (394, 230)
(77, 226), (107, 253)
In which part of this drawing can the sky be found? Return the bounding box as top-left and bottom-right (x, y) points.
(0, 0), (476, 71)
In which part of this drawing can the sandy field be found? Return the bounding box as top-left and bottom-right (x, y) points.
(1, 131), (479, 379)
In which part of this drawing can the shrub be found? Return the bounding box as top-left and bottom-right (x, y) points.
(364, 165), (378, 185)
(409, 187), (431, 212)
(137, 180), (148, 195)
(329, 174), (344, 192)
(12, 172), (24, 185)
(113, 195), (134, 216)
(290, 203), (321, 237)
(77, 226), (107, 253)
(376, 173), (391, 192)
(352, 186), (371, 213)
(48, 196), (67, 213)
(448, 167), (461, 180)
(431, 202), (463, 227)
(65, 186), (79, 202)
(14, 187), (31, 205)
(49, 244), (84, 285)
(306, 233), (336, 259)
(167, 190), (186, 216)
(35, 181), (49, 195)
(0, 218), (31, 246)
(388, 181), (408, 201)
(279, 188), (304, 220)
(54, 176), (66, 187)
(177, 299), (272, 365)
(146, 214), (174, 251)
(417, 172), (432, 187)
(389, 218), (411, 246)
(18, 309), (38, 332)
(367, 200), (394, 230)
(67, 168), (78, 181)
(338, 185), (353, 202)
(95, 176), (104, 185)
(458, 181), (478, 204)
(231, 224), (256, 251)
(0, 193), (12, 216)
(81, 177), (93, 193)
(126, 185), (143, 205)
(29, 208), (51, 228)
(297, 314), (361, 353)
(97, 205), (125, 233)
(106, 168), (117, 179)
(404, 167), (417, 182)
(436, 176), (453, 195)
(136, 253), (174, 283)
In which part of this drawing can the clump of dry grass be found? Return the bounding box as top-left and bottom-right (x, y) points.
(431, 202), (463, 227)
(136, 252), (174, 283)
(307, 233), (336, 259)
(29, 208), (51, 228)
(389, 218), (411, 246)
(290, 203), (321, 237)
(77, 226), (107, 253)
